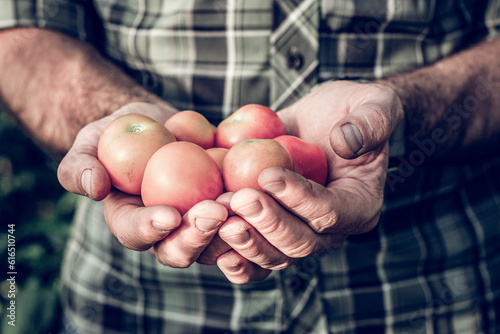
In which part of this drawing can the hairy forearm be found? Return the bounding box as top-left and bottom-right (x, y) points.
(0, 27), (175, 154)
(379, 38), (500, 159)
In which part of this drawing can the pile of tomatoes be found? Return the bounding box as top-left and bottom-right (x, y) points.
(98, 104), (328, 215)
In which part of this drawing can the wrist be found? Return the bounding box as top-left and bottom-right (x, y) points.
(374, 80), (407, 158)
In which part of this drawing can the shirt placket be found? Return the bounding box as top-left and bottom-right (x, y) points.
(270, 0), (320, 110)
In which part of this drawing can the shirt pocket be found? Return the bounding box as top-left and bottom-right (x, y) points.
(320, 0), (475, 36)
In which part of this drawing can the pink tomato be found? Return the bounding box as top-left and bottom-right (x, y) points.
(141, 141), (223, 215)
(97, 113), (176, 195)
(164, 110), (215, 149)
(214, 104), (287, 149)
(222, 139), (293, 192)
(274, 135), (328, 185)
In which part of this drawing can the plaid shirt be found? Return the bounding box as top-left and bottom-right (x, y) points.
(2, 1), (500, 333)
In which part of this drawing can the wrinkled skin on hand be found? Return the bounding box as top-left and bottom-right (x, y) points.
(57, 102), (228, 268)
(57, 82), (403, 283)
(199, 81), (404, 284)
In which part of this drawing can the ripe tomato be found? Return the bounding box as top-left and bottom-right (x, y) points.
(206, 147), (228, 172)
(222, 139), (293, 192)
(141, 141), (223, 215)
(274, 135), (328, 185)
(164, 110), (215, 149)
(97, 113), (176, 195)
(214, 104), (287, 149)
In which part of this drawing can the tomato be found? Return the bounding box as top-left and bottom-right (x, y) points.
(214, 104), (287, 149)
(222, 139), (293, 192)
(274, 135), (328, 185)
(141, 141), (223, 215)
(97, 113), (176, 195)
(206, 147), (228, 172)
(164, 110), (215, 149)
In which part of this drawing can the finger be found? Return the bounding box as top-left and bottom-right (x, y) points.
(259, 167), (381, 235)
(330, 84), (404, 158)
(57, 124), (111, 200)
(197, 193), (235, 265)
(218, 215), (296, 270)
(197, 234), (232, 265)
(153, 200), (228, 268)
(215, 191), (236, 216)
(217, 250), (272, 284)
(103, 191), (182, 251)
(227, 187), (331, 259)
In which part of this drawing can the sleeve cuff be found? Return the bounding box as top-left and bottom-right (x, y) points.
(388, 119), (405, 157)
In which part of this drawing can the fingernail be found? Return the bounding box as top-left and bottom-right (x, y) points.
(221, 226), (250, 245)
(262, 179), (286, 194)
(195, 218), (222, 233)
(235, 201), (262, 218)
(341, 123), (363, 154)
(152, 221), (171, 233)
(81, 169), (92, 199)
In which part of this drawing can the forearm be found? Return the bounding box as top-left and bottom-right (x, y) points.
(379, 38), (500, 159)
(0, 27), (175, 154)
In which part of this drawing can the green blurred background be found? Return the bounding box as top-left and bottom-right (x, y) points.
(0, 109), (78, 333)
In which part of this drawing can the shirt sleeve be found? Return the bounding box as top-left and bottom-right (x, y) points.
(476, 0), (500, 40)
(485, 0), (500, 38)
(0, 0), (95, 41)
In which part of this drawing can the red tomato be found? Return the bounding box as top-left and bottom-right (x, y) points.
(97, 113), (176, 195)
(164, 110), (215, 149)
(222, 139), (293, 192)
(141, 141), (223, 215)
(214, 104), (287, 149)
(206, 147), (228, 172)
(274, 135), (328, 185)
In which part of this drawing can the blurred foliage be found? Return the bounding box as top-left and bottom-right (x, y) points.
(0, 110), (78, 333)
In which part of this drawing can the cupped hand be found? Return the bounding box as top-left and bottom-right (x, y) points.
(212, 81), (404, 283)
(57, 102), (228, 267)
(57, 102), (174, 200)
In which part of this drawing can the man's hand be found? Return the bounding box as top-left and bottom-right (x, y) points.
(210, 81), (404, 283)
(57, 102), (228, 267)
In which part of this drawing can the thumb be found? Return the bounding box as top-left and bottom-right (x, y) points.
(57, 152), (111, 201)
(330, 92), (404, 159)
(57, 126), (111, 201)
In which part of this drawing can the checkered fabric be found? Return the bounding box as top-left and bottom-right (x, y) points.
(2, 1), (500, 333)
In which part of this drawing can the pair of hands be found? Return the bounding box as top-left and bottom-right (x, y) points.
(57, 81), (404, 284)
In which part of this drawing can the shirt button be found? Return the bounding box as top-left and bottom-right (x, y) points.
(287, 46), (304, 70)
(290, 274), (307, 291)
